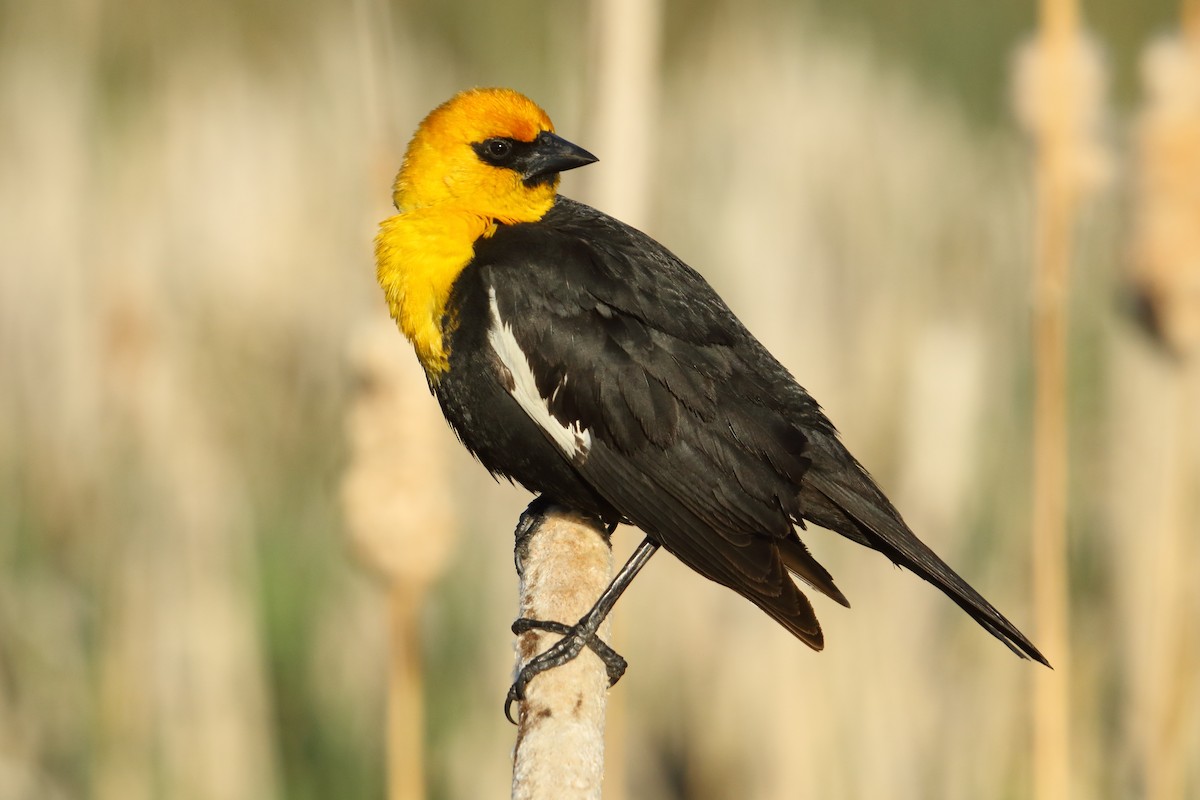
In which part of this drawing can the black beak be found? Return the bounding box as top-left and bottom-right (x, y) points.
(521, 131), (598, 185)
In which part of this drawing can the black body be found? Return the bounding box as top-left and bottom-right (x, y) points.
(435, 196), (1046, 662)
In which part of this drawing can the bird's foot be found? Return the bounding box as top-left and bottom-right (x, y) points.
(504, 617), (628, 724)
(512, 618), (629, 685)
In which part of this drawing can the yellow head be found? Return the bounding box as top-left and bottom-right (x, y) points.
(377, 88), (597, 381)
(393, 87), (596, 223)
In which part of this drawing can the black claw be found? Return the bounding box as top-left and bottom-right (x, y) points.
(601, 650), (627, 686)
(504, 684), (522, 725)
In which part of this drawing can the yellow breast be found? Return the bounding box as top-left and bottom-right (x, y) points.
(374, 209), (496, 381)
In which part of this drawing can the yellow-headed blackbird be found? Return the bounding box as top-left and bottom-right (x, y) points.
(375, 88), (1048, 707)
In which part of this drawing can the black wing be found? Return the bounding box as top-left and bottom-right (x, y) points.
(474, 197), (1046, 663)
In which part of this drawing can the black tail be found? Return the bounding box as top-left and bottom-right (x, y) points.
(800, 444), (1049, 666)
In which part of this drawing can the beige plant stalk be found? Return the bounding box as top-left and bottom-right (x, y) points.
(1013, 1), (1109, 798)
(1131, 7), (1200, 357)
(1128, 5), (1200, 796)
(342, 320), (457, 800)
(510, 506), (615, 800)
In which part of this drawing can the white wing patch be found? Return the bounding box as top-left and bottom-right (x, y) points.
(487, 288), (592, 460)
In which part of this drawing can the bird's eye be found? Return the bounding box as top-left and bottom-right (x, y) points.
(481, 138), (513, 163)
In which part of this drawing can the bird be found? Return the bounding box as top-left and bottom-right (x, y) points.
(374, 87), (1049, 713)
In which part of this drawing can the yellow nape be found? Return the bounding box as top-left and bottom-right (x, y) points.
(376, 88), (563, 382)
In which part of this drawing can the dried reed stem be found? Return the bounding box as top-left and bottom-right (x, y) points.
(1129, 11), (1200, 793)
(1027, 158), (1075, 800)
(387, 587), (426, 800)
(1030, 84), (1074, 800)
(584, 0), (663, 229)
(1015, 0), (1109, 796)
(1130, 29), (1200, 355)
(1140, 364), (1200, 800)
(511, 505), (614, 800)
(342, 321), (457, 800)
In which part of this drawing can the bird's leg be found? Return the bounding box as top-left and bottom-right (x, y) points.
(505, 535), (659, 724)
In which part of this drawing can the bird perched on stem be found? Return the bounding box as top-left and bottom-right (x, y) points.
(375, 88), (1048, 714)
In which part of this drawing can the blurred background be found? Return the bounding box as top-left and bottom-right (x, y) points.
(2, 0), (1198, 798)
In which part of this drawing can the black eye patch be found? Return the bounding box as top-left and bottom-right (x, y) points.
(472, 137), (536, 169)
